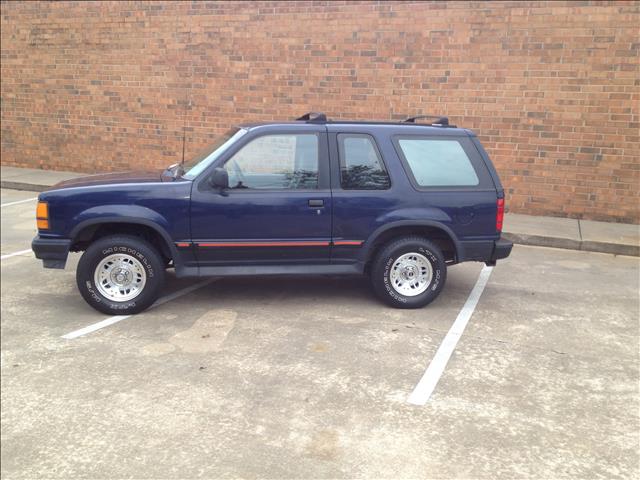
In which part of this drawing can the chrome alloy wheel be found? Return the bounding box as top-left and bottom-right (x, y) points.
(94, 253), (147, 302)
(389, 252), (433, 297)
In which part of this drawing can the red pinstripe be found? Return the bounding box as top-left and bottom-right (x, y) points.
(177, 240), (364, 248)
(196, 241), (331, 248)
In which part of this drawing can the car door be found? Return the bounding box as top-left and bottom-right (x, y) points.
(327, 129), (397, 265)
(189, 126), (332, 266)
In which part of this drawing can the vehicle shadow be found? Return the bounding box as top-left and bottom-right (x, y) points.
(163, 272), (376, 307)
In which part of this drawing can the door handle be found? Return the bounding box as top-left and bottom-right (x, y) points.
(308, 199), (324, 208)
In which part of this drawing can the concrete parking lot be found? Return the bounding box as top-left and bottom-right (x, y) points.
(1, 187), (638, 479)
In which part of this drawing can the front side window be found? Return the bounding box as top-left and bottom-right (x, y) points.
(182, 128), (247, 180)
(224, 134), (319, 190)
(396, 138), (479, 187)
(338, 134), (390, 190)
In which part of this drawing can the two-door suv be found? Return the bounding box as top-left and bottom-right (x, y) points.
(32, 112), (512, 314)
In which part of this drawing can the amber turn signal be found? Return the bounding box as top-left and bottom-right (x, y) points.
(36, 201), (49, 230)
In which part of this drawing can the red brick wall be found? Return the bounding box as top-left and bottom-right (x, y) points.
(1, 1), (638, 222)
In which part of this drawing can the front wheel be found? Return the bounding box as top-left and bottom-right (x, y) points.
(76, 235), (165, 315)
(370, 236), (447, 309)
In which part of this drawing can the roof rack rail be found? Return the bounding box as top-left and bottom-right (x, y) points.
(403, 115), (453, 127)
(296, 112), (327, 123)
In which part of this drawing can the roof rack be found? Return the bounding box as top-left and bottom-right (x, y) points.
(296, 112), (327, 123)
(403, 115), (453, 127)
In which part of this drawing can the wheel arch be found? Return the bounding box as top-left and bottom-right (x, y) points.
(69, 217), (180, 268)
(361, 220), (461, 269)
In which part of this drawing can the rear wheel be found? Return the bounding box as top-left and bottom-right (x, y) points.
(370, 236), (447, 309)
(76, 235), (165, 315)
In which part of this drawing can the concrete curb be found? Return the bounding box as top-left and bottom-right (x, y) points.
(502, 232), (581, 252)
(580, 240), (639, 258)
(2, 177), (637, 258)
(502, 232), (639, 257)
(1, 181), (48, 192)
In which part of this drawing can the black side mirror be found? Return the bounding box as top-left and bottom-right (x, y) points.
(210, 168), (229, 194)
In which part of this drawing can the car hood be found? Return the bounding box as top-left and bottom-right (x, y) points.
(47, 170), (168, 190)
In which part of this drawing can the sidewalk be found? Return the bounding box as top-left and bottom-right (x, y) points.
(2, 165), (638, 257)
(1, 165), (80, 191)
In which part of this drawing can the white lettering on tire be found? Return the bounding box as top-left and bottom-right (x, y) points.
(383, 247), (440, 303)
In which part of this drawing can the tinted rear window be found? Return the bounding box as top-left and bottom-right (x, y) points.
(396, 138), (479, 187)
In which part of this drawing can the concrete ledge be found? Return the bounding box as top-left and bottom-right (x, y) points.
(502, 232), (582, 252)
(1, 166), (80, 191)
(0, 180), (49, 192)
(579, 219), (639, 257)
(503, 232), (639, 257)
(580, 241), (639, 257)
(503, 213), (638, 257)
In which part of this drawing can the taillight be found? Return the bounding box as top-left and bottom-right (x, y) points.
(36, 201), (49, 230)
(496, 198), (505, 232)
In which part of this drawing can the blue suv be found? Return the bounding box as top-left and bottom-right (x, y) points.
(32, 112), (512, 314)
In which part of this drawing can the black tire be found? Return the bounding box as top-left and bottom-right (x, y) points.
(370, 236), (447, 309)
(76, 235), (165, 315)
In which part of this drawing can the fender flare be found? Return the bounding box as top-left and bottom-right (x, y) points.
(358, 219), (462, 263)
(69, 216), (182, 269)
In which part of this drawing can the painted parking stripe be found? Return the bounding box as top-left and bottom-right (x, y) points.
(1, 197), (38, 207)
(407, 265), (494, 406)
(61, 278), (217, 339)
(1, 249), (33, 260)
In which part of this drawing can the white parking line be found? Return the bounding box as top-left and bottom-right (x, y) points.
(407, 265), (494, 406)
(1, 249), (33, 260)
(1, 197), (38, 207)
(61, 278), (217, 339)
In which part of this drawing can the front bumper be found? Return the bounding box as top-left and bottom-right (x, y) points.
(32, 236), (71, 269)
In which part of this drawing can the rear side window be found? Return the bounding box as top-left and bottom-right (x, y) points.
(396, 138), (479, 187)
(338, 134), (390, 190)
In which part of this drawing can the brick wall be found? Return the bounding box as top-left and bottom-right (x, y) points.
(1, 1), (638, 222)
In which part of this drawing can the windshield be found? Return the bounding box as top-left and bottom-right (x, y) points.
(182, 128), (248, 179)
